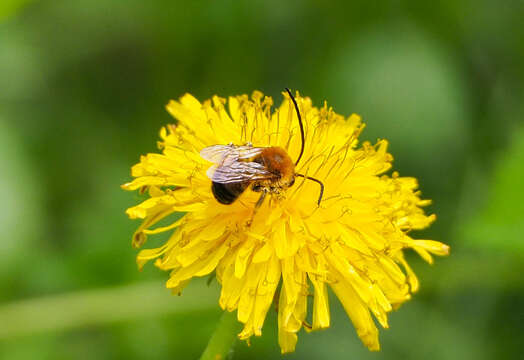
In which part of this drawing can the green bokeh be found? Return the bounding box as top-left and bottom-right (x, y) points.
(1, 1), (523, 359)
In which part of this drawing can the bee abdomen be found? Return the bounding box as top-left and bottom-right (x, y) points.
(211, 182), (248, 204)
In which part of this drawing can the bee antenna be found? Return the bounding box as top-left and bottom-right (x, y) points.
(295, 173), (324, 206)
(285, 88), (305, 166)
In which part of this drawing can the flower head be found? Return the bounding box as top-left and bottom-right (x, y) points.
(122, 90), (449, 353)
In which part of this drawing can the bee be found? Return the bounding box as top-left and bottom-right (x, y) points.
(200, 88), (324, 209)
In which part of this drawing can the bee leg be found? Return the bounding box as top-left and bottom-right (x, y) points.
(255, 190), (267, 209)
(247, 191), (267, 227)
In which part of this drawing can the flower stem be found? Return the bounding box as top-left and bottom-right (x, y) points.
(0, 281), (216, 340)
(199, 311), (241, 360)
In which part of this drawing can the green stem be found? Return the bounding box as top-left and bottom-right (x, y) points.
(199, 311), (241, 360)
(0, 281), (217, 340)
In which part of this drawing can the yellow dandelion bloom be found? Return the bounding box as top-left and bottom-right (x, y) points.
(122, 90), (449, 353)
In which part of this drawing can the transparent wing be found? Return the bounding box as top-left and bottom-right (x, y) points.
(200, 145), (235, 163)
(200, 145), (278, 184)
(200, 145), (264, 164)
(201, 144), (276, 184)
(210, 161), (277, 184)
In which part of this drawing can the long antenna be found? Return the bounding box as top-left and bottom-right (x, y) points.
(295, 173), (324, 206)
(285, 88), (305, 166)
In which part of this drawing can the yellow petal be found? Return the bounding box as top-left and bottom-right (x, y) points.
(331, 280), (380, 351)
(309, 274), (330, 329)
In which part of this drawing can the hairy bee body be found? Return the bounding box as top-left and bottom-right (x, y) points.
(202, 145), (296, 205)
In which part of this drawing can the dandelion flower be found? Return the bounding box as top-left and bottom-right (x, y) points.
(122, 90), (449, 353)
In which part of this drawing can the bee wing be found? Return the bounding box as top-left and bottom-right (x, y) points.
(201, 145), (275, 184)
(210, 161), (277, 184)
(200, 145), (235, 163)
(200, 145), (264, 163)
(235, 146), (266, 160)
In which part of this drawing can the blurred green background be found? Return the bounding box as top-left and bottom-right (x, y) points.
(1, 1), (523, 359)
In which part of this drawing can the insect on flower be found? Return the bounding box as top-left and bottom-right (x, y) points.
(200, 89), (324, 211)
(122, 89), (450, 354)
